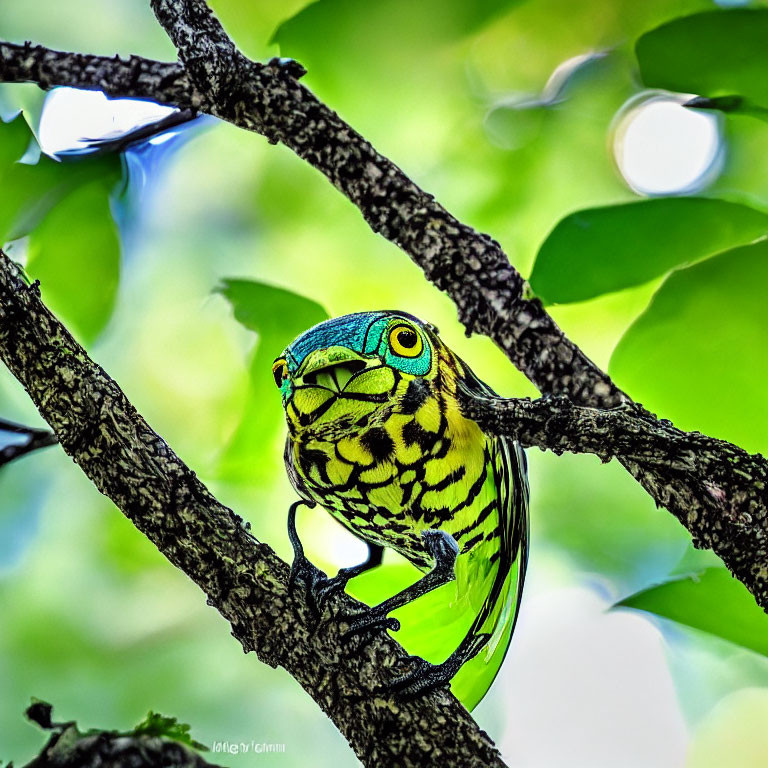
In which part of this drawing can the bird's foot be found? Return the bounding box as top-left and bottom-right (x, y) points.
(290, 556), (381, 624)
(340, 605), (401, 642)
(386, 656), (453, 700)
(288, 550), (331, 621)
(384, 632), (491, 701)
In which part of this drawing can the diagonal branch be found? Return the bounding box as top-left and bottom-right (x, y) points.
(458, 388), (768, 552)
(0, 251), (507, 768)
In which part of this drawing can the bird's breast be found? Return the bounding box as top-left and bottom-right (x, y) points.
(287, 388), (494, 569)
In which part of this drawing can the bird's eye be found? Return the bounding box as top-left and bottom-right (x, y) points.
(388, 324), (423, 358)
(272, 360), (288, 388)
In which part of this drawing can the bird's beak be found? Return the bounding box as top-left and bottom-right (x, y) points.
(296, 347), (370, 393)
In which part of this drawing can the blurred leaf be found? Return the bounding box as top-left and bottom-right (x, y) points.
(530, 451), (688, 591)
(529, 199), (768, 304)
(276, 0), (523, 57)
(131, 711), (208, 751)
(218, 278), (328, 340)
(617, 567), (768, 657)
(216, 279), (328, 481)
(273, 0), (525, 141)
(0, 114), (122, 246)
(610, 239), (768, 454)
(484, 53), (610, 150)
(208, 0), (312, 58)
(636, 9), (768, 109)
(26, 176), (122, 344)
(0, 112), (31, 168)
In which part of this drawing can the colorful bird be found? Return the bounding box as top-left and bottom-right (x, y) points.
(272, 311), (528, 709)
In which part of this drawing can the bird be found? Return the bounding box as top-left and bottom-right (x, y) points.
(272, 310), (528, 710)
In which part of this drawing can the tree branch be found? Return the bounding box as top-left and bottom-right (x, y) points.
(458, 388), (768, 562)
(0, 41), (203, 106)
(0, 252), (506, 767)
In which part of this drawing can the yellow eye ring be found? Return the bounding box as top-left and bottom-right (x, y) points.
(272, 360), (288, 388)
(388, 324), (423, 358)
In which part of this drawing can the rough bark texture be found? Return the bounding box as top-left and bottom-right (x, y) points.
(459, 390), (768, 584)
(0, 41), (202, 106)
(22, 702), (221, 768)
(0, 253), (506, 767)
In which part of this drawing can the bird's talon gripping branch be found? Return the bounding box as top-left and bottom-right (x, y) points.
(289, 500), (389, 621)
(340, 529), (457, 643)
(287, 500), (330, 619)
(386, 632), (491, 701)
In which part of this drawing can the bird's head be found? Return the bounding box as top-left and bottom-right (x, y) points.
(272, 311), (450, 442)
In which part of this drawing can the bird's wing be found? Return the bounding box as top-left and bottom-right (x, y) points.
(448, 366), (530, 710)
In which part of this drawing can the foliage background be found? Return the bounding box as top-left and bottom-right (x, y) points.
(1, 0), (768, 765)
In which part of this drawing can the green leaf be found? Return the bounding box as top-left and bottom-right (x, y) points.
(529, 198), (768, 304)
(0, 112), (32, 168)
(617, 567), (768, 657)
(636, 9), (768, 110)
(0, 113), (122, 344)
(208, 0), (312, 58)
(131, 711), (208, 751)
(26, 176), (121, 344)
(217, 278), (328, 341)
(275, 0), (522, 57)
(273, 0), (524, 132)
(216, 280), (328, 481)
(0, 113), (121, 247)
(610, 239), (768, 455)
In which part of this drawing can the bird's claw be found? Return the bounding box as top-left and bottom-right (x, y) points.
(330, 608), (401, 659)
(289, 557), (373, 624)
(342, 610), (401, 640)
(288, 552), (332, 620)
(384, 656), (452, 701)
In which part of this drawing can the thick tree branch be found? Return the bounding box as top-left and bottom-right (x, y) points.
(0, 252), (506, 767)
(459, 389), (768, 564)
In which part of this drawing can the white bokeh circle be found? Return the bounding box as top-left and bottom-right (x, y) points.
(613, 93), (724, 197)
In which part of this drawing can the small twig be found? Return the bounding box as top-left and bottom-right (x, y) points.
(0, 417), (57, 466)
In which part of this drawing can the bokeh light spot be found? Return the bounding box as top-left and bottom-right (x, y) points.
(613, 94), (723, 197)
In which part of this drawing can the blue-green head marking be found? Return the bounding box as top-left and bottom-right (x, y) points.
(272, 311), (441, 437)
